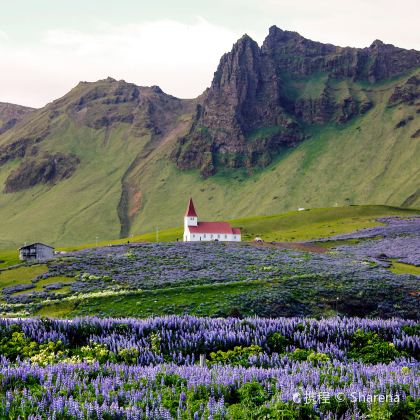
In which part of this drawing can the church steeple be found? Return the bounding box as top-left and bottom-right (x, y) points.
(185, 197), (197, 217)
(184, 197), (198, 227)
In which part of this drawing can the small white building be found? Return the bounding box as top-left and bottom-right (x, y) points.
(19, 243), (54, 261)
(183, 198), (241, 242)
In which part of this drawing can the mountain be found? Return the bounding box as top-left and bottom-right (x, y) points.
(172, 27), (420, 176)
(0, 27), (419, 248)
(0, 102), (35, 135)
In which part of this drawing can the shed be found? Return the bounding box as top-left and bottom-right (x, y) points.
(18, 243), (54, 261)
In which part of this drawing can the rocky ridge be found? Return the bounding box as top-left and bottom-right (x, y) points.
(173, 26), (420, 176)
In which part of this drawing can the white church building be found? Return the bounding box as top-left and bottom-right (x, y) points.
(183, 198), (241, 242)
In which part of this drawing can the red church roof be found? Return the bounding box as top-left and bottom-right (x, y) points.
(188, 222), (240, 235)
(185, 197), (198, 217)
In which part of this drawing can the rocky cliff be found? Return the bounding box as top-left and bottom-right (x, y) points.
(173, 26), (420, 176)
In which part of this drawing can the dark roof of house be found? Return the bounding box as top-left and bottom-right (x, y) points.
(18, 242), (54, 250)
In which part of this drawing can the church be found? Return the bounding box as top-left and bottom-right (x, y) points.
(183, 198), (241, 242)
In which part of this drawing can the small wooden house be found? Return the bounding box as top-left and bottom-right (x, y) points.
(19, 243), (54, 261)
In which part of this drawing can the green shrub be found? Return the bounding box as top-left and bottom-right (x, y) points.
(150, 332), (161, 353)
(348, 329), (402, 364)
(30, 340), (68, 366)
(0, 327), (39, 361)
(288, 348), (330, 365)
(401, 325), (420, 336)
(76, 342), (116, 364)
(288, 348), (312, 361)
(117, 347), (139, 364)
(237, 381), (268, 407)
(266, 332), (289, 353)
(209, 345), (262, 367)
(307, 351), (330, 365)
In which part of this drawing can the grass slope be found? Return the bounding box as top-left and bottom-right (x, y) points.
(61, 205), (417, 251)
(0, 120), (150, 248)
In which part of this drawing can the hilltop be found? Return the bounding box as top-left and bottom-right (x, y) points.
(0, 26), (419, 247)
(0, 102), (35, 135)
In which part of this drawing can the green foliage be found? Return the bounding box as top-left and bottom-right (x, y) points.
(389, 260), (420, 276)
(209, 345), (262, 367)
(0, 324), (134, 366)
(401, 325), (420, 336)
(266, 332), (289, 353)
(30, 340), (68, 366)
(76, 342), (116, 364)
(150, 332), (161, 353)
(237, 381), (268, 407)
(117, 347), (139, 365)
(288, 348), (330, 365)
(348, 329), (402, 364)
(386, 396), (420, 420)
(307, 351), (330, 365)
(0, 326), (39, 361)
(288, 348), (312, 361)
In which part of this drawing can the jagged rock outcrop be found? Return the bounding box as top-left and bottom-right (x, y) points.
(4, 152), (80, 193)
(388, 74), (420, 107)
(0, 130), (49, 166)
(395, 116), (414, 129)
(172, 35), (303, 176)
(261, 27), (420, 82)
(411, 129), (420, 138)
(173, 26), (420, 176)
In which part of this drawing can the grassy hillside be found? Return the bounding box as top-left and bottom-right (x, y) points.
(127, 73), (420, 237)
(0, 73), (418, 249)
(0, 121), (149, 248)
(56, 205), (417, 252)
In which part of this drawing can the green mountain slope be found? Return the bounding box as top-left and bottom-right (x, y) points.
(0, 79), (195, 248)
(0, 30), (419, 249)
(126, 74), (420, 236)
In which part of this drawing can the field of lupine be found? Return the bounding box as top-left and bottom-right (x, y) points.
(0, 315), (419, 419)
(319, 217), (420, 266)
(0, 216), (419, 319)
(0, 215), (419, 418)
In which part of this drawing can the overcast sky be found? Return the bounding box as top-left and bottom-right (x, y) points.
(1, 0), (419, 108)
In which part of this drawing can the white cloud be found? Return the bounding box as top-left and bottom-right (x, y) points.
(0, 19), (240, 107)
(1, 7), (419, 108)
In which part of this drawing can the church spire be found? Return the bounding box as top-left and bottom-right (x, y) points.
(185, 197), (198, 217)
